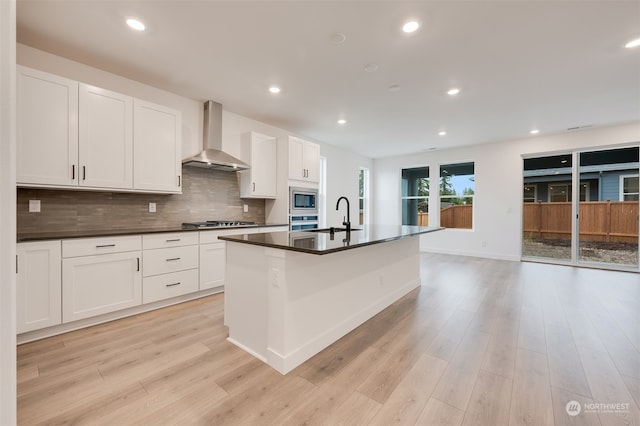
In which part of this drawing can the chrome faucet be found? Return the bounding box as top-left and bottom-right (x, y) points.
(336, 196), (351, 233)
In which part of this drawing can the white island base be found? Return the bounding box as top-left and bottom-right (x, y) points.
(224, 234), (421, 374)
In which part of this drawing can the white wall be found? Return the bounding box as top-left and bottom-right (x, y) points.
(374, 122), (640, 260)
(0, 0), (17, 424)
(17, 43), (373, 226)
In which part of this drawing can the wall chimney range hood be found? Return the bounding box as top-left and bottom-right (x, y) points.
(182, 101), (250, 171)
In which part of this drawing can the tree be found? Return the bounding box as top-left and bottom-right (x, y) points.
(439, 175), (456, 196)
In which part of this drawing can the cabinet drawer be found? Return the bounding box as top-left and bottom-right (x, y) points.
(63, 236), (141, 258)
(143, 269), (199, 304)
(143, 232), (198, 250)
(143, 245), (198, 277)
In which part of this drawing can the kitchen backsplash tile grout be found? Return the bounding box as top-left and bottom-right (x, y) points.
(17, 167), (266, 234)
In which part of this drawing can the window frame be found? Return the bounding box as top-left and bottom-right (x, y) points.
(439, 161), (475, 230)
(620, 174), (639, 201)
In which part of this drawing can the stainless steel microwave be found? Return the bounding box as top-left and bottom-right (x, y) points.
(289, 186), (318, 214)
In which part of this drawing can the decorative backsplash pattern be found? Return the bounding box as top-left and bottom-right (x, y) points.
(17, 167), (266, 234)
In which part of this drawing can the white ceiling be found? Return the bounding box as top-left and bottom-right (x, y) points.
(16, 0), (640, 159)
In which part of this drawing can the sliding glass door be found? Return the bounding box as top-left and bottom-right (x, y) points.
(522, 153), (573, 261)
(578, 147), (638, 267)
(522, 146), (639, 269)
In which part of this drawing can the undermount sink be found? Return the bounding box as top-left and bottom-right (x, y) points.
(308, 227), (361, 233)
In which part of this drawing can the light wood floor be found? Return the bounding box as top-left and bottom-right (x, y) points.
(17, 253), (640, 425)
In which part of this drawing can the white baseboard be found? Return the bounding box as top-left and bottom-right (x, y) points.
(264, 278), (420, 375)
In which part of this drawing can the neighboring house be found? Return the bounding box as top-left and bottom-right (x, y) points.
(523, 148), (639, 203)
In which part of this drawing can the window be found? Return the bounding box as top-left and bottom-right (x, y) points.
(359, 167), (370, 225)
(401, 167), (429, 226)
(548, 182), (589, 202)
(440, 162), (474, 229)
(621, 174), (639, 201)
(523, 184), (537, 202)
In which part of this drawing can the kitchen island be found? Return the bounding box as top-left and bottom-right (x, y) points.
(219, 225), (442, 374)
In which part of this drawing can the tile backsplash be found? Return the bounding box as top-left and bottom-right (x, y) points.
(17, 167), (266, 234)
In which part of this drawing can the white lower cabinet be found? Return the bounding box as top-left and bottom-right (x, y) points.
(62, 251), (142, 322)
(62, 236), (142, 323)
(17, 241), (62, 333)
(19, 227), (289, 338)
(142, 232), (198, 303)
(199, 241), (225, 290)
(199, 227), (265, 290)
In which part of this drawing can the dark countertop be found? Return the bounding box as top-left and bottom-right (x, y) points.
(17, 223), (289, 243)
(219, 225), (444, 255)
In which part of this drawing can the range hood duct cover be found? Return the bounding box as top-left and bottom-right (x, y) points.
(182, 101), (250, 171)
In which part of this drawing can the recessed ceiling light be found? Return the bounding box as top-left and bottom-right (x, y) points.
(126, 18), (145, 31)
(330, 32), (346, 44)
(364, 63), (379, 73)
(402, 21), (420, 33)
(625, 37), (640, 48)
(447, 88), (460, 96)
(388, 84), (401, 92)
(268, 86), (281, 94)
(530, 129), (540, 135)
(337, 119), (347, 125)
(438, 131), (447, 136)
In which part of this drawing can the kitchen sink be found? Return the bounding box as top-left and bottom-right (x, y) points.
(307, 227), (361, 233)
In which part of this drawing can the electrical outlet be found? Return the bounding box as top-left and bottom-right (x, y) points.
(243, 204), (249, 213)
(149, 202), (156, 213)
(29, 200), (41, 213)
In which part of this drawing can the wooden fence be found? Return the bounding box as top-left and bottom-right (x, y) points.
(523, 201), (638, 243)
(417, 205), (472, 229)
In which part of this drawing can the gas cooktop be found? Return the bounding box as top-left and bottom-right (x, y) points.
(182, 220), (257, 229)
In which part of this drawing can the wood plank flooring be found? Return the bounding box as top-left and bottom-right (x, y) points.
(17, 253), (640, 425)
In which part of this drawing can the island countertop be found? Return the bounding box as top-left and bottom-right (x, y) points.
(218, 225), (443, 255)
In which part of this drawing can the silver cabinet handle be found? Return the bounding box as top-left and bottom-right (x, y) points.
(178, 175), (181, 187)
(253, 182), (256, 192)
(83, 166), (86, 180)
(165, 239), (181, 242)
(166, 282), (181, 287)
(96, 244), (116, 248)
(72, 165), (75, 180)
(166, 257), (181, 262)
(137, 257), (140, 271)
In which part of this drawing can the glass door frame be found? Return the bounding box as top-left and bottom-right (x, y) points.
(522, 145), (640, 272)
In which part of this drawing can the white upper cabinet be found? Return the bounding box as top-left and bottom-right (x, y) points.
(288, 136), (320, 183)
(240, 131), (277, 198)
(16, 66), (182, 194)
(133, 99), (182, 193)
(79, 84), (133, 189)
(17, 66), (78, 186)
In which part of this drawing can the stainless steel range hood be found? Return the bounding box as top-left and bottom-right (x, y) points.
(182, 101), (250, 171)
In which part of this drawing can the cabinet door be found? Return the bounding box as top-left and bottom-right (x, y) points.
(17, 66), (78, 186)
(199, 242), (225, 290)
(17, 241), (62, 333)
(288, 137), (305, 180)
(252, 136), (277, 196)
(241, 132), (277, 198)
(133, 99), (182, 193)
(303, 142), (320, 183)
(79, 84), (133, 189)
(62, 251), (141, 322)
